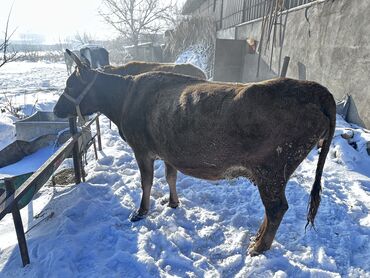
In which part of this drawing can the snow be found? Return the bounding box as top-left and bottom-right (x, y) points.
(0, 114), (16, 151)
(0, 146), (55, 177)
(0, 62), (370, 277)
(0, 61), (66, 150)
(175, 45), (211, 78)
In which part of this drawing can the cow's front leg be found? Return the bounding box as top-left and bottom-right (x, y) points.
(249, 181), (288, 256)
(130, 157), (154, 222)
(165, 162), (179, 208)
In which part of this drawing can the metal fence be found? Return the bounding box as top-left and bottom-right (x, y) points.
(221, 0), (245, 30)
(221, 0), (315, 29)
(191, 0), (315, 30)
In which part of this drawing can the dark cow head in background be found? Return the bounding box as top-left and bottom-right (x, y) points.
(80, 46), (109, 69)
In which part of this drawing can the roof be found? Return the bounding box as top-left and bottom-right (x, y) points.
(124, 42), (153, 49)
(80, 44), (103, 49)
(182, 0), (208, 15)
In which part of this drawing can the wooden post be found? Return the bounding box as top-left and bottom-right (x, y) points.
(96, 116), (102, 151)
(80, 156), (85, 183)
(5, 179), (30, 267)
(280, 56), (290, 77)
(242, 0), (247, 22)
(93, 140), (98, 160)
(69, 117), (82, 184)
(220, 0), (224, 29)
(298, 61), (306, 80)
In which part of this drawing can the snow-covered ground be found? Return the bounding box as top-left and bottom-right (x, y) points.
(176, 45), (209, 74)
(0, 62), (370, 277)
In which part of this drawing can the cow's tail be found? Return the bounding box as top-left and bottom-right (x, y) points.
(306, 89), (336, 230)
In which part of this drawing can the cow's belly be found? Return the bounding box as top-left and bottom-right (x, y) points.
(177, 167), (223, 180)
(174, 163), (253, 181)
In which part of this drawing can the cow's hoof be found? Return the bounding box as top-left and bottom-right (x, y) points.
(168, 201), (179, 209)
(160, 198), (179, 208)
(248, 241), (268, 257)
(248, 243), (262, 257)
(129, 210), (148, 222)
(248, 248), (261, 257)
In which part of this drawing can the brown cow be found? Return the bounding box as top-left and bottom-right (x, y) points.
(101, 59), (206, 209)
(102, 61), (207, 79)
(54, 50), (336, 256)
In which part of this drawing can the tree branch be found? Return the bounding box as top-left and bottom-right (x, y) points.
(99, 0), (177, 46)
(0, 3), (19, 67)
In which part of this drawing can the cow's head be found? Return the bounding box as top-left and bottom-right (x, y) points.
(54, 49), (100, 118)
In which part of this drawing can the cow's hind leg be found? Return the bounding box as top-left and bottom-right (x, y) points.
(165, 162), (179, 208)
(130, 157), (154, 222)
(249, 180), (288, 256)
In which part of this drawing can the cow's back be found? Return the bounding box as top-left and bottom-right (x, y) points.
(103, 62), (206, 79)
(173, 64), (206, 79)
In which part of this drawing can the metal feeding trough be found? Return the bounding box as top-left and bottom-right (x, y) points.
(0, 111), (92, 169)
(15, 111), (69, 142)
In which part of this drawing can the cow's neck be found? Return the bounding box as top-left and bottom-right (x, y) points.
(93, 73), (131, 127)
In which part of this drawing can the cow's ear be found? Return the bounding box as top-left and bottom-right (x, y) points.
(66, 49), (87, 70)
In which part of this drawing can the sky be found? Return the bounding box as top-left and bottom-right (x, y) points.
(0, 0), (118, 44)
(0, 0), (187, 44)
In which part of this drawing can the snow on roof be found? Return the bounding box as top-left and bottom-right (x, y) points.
(124, 42), (154, 49)
(80, 44), (106, 50)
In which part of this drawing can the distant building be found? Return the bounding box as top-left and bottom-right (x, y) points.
(124, 42), (163, 62)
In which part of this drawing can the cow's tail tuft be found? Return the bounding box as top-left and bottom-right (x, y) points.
(306, 89), (336, 230)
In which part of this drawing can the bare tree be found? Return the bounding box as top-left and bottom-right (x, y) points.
(99, 0), (176, 54)
(0, 5), (18, 68)
(74, 32), (94, 46)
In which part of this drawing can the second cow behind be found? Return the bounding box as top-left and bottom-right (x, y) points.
(102, 61), (207, 80)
